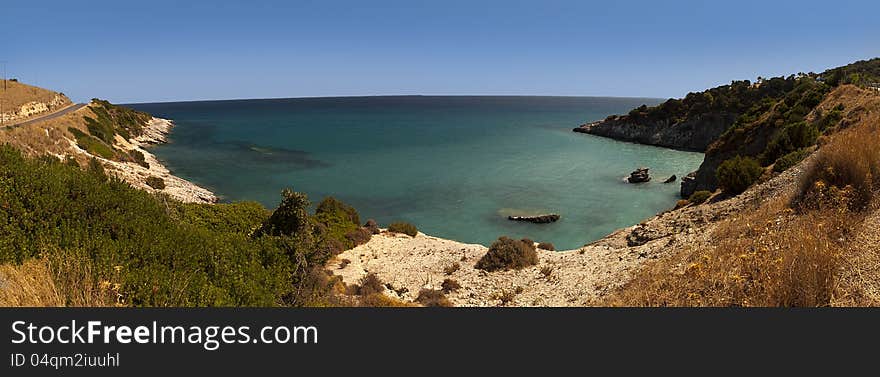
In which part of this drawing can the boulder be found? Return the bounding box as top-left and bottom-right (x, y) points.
(627, 167), (651, 183)
(663, 174), (677, 183)
(507, 214), (560, 224)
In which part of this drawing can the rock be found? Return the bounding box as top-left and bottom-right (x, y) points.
(627, 167), (651, 183)
(680, 171), (698, 197)
(663, 174), (677, 183)
(507, 214), (561, 223)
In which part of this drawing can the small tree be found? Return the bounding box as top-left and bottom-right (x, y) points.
(256, 189), (311, 237)
(716, 156), (763, 195)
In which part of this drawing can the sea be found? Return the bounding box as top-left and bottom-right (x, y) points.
(130, 96), (703, 250)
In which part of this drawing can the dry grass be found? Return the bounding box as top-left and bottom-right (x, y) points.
(0, 253), (115, 307)
(0, 80), (64, 109)
(798, 119), (880, 211)
(610, 200), (852, 306)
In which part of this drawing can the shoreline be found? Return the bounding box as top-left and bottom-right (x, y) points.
(77, 115), (218, 204)
(330, 153), (810, 306)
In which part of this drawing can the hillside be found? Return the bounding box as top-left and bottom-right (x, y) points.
(0, 79), (72, 124)
(574, 58), (880, 197)
(0, 82), (215, 203)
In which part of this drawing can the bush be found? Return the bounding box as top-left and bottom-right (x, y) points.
(315, 196), (360, 225)
(312, 196), (363, 251)
(415, 288), (452, 307)
(255, 189), (310, 237)
(537, 242), (555, 251)
(716, 156), (764, 194)
(773, 148), (810, 173)
(130, 150), (149, 169)
(688, 190), (712, 204)
(443, 262), (460, 275)
(356, 273), (384, 296)
(475, 236), (539, 272)
(388, 222), (418, 237)
(145, 176), (165, 190)
(440, 278), (461, 293)
(363, 219), (380, 234)
(344, 227), (372, 246)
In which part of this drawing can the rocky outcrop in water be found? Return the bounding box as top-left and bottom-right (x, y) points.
(663, 175), (677, 183)
(627, 168), (651, 183)
(508, 214), (560, 224)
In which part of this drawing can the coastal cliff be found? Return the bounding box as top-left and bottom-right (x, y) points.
(573, 112), (736, 152)
(575, 58), (880, 197)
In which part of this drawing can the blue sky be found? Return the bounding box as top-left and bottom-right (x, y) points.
(3, 0), (878, 103)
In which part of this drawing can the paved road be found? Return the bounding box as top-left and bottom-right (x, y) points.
(2, 103), (87, 129)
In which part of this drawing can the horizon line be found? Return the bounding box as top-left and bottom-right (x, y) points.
(122, 93), (666, 106)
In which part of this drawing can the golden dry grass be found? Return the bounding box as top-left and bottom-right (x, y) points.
(0, 252), (117, 307)
(0, 259), (64, 306)
(0, 80), (63, 109)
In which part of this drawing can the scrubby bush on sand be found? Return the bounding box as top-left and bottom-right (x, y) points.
(475, 236), (539, 272)
(716, 155), (764, 194)
(388, 221), (418, 237)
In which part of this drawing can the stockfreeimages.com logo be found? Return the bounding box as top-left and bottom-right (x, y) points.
(11, 320), (317, 351)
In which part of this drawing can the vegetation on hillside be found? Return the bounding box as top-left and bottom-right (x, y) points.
(614, 58), (880, 196)
(0, 145), (372, 306)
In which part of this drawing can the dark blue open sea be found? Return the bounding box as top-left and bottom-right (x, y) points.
(130, 96), (703, 250)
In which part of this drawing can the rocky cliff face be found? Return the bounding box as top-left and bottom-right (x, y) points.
(573, 112), (738, 152)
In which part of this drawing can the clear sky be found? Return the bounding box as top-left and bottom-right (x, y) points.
(3, 0), (878, 103)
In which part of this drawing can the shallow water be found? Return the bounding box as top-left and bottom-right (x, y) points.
(131, 96), (703, 250)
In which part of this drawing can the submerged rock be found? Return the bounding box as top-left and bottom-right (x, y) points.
(663, 174), (677, 183)
(507, 214), (561, 224)
(627, 167), (651, 183)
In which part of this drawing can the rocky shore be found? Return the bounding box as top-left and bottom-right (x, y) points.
(573, 113), (736, 152)
(79, 116), (218, 204)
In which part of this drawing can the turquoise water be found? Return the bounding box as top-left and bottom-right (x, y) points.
(130, 96), (703, 250)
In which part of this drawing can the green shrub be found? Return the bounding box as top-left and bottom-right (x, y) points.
(315, 196), (359, 225)
(87, 157), (107, 181)
(388, 222), (418, 237)
(416, 288), (452, 307)
(68, 127), (115, 159)
(773, 148), (811, 172)
(762, 121), (819, 164)
(716, 156), (764, 194)
(0, 145), (342, 306)
(145, 176), (165, 190)
(688, 190), (712, 204)
(313, 196), (361, 250)
(475, 236), (539, 272)
(256, 189), (311, 237)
